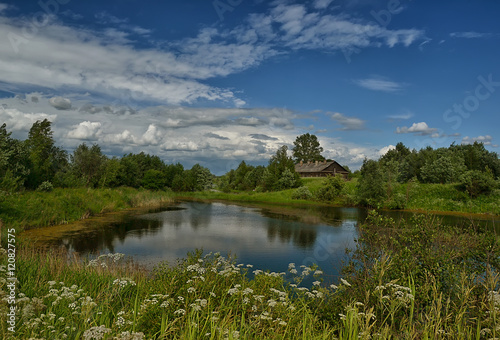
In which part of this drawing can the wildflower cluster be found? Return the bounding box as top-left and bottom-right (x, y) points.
(87, 253), (125, 268)
(377, 282), (414, 307)
(112, 278), (137, 288)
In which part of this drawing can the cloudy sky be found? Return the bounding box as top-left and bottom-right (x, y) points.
(0, 0), (499, 174)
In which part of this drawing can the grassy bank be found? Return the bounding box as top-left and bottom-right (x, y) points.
(180, 178), (500, 216)
(1, 211), (499, 339)
(177, 178), (356, 207)
(0, 187), (174, 231)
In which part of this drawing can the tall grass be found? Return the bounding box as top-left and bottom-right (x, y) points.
(0, 187), (173, 230)
(2, 208), (500, 340)
(0, 247), (335, 339)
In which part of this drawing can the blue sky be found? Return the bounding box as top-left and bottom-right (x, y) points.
(0, 0), (499, 174)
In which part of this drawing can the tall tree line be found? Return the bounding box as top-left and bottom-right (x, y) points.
(357, 142), (500, 205)
(0, 120), (214, 193)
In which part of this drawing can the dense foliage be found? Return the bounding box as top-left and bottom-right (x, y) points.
(0, 120), (213, 193)
(219, 145), (301, 192)
(357, 141), (500, 206)
(2, 121), (499, 208)
(3, 213), (500, 339)
(292, 133), (325, 162)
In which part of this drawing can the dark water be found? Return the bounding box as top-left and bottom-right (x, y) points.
(24, 201), (498, 283)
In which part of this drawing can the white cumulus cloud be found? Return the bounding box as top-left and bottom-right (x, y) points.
(49, 96), (72, 110)
(396, 122), (438, 135)
(67, 121), (102, 140)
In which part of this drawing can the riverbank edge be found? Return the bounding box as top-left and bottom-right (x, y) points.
(0, 187), (174, 232)
(1, 183), (498, 233)
(175, 191), (500, 220)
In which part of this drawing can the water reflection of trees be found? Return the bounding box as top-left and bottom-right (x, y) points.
(183, 202), (213, 230)
(261, 205), (368, 249)
(266, 219), (317, 249)
(260, 206), (365, 227)
(52, 217), (164, 254)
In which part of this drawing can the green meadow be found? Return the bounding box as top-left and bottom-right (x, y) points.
(1, 208), (500, 339)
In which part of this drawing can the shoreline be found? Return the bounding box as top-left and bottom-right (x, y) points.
(2, 185), (498, 233)
(175, 192), (500, 220)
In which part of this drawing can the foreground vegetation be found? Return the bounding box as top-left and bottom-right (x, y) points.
(1, 211), (500, 339)
(0, 187), (173, 231)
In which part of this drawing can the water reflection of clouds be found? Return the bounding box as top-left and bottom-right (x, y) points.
(25, 202), (362, 278)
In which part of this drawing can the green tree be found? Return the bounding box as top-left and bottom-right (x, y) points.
(25, 119), (67, 189)
(71, 143), (107, 188)
(421, 153), (466, 184)
(0, 123), (30, 191)
(117, 154), (142, 188)
(164, 163), (184, 188)
(458, 170), (497, 198)
(292, 133), (324, 162)
(277, 168), (297, 190)
(142, 169), (167, 190)
(100, 157), (123, 188)
(452, 142), (500, 179)
(265, 145), (301, 191)
(357, 159), (386, 207)
(241, 165), (265, 190)
(190, 164), (214, 191)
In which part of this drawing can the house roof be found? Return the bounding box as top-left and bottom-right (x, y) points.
(294, 161), (348, 173)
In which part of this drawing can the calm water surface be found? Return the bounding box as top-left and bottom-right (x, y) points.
(24, 201), (498, 283)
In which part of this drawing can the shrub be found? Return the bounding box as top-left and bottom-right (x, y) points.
(277, 168), (297, 190)
(36, 181), (53, 192)
(387, 192), (407, 210)
(315, 174), (344, 202)
(291, 186), (312, 200)
(458, 170), (497, 198)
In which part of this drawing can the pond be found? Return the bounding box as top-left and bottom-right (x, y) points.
(23, 201), (499, 284)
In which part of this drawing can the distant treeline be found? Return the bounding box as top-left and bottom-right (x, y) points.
(0, 119), (301, 194)
(0, 119), (213, 193)
(1, 120), (499, 204)
(356, 142), (500, 206)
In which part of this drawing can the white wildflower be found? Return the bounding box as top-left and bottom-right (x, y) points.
(190, 303), (202, 312)
(174, 309), (186, 316)
(340, 278), (351, 287)
(242, 288), (254, 295)
(268, 299), (277, 307)
(82, 325), (111, 340)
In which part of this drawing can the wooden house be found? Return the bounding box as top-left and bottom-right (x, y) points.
(295, 160), (349, 179)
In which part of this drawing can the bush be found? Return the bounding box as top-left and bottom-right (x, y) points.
(36, 181), (53, 192)
(254, 185), (265, 193)
(387, 192), (407, 210)
(291, 186), (312, 200)
(277, 168), (297, 190)
(315, 174), (344, 202)
(458, 170), (497, 198)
